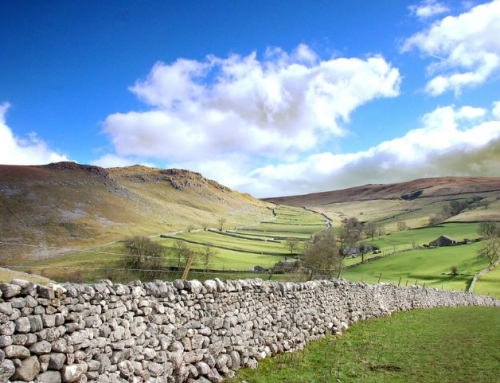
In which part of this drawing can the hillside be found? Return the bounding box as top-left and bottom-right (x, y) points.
(263, 177), (500, 229)
(0, 162), (273, 264)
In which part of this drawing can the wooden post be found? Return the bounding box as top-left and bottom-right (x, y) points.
(377, 273), (382, 283)
(398, 277), (401, 286)
(361, 274), (364, 282)
(182, 251), (195, 280)
(406, 279), (408, 286)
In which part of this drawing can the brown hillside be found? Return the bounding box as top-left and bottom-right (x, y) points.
(0, 162), (273, 264)
(263, 177), (500, 206)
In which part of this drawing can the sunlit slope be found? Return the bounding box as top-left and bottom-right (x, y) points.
(0, 163), (274, 263)
(264, 177), (500, 231)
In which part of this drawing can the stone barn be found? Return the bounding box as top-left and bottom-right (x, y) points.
(429, 235), (457, 247)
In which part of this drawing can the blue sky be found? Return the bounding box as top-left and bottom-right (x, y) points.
(1, 0), (500, 197)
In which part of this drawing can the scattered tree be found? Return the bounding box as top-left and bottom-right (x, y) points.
(338, 217), (362, 258)
(358, 243), (368, 263)
(428, 214), (443, 226)
(376, 224), (386, 236)
(397, 221), (409, 231)
(123, 236), (165, 277)
(200, 245), (216, 272)
(301, 229), (341, 280)
(172, 240), (192, 269)
(477, 221), (499, 238)
(477, 235), (500, 266)
(363, 222), (379, 241)
(217, 217), (227, 231)
(284, 237), (300, 256)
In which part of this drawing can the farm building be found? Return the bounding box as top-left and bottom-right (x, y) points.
(429, 235), (457, 247)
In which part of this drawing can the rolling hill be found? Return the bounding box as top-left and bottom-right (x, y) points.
(3, 162), (500, 273)
(263, 176), (500, 230)
(0, 162), (273, 264)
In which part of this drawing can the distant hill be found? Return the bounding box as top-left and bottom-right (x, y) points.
(263, 177), (500, 205)
(0, 162), (273, 264)
(263, 177), (500, 229)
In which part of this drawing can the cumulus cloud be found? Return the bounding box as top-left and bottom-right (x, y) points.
(102, 45), (401, 163)
(0, 102), (68, 165)
(409, 0), (449, 19)
(403, 0), (500, 95)
(237, 102), (500, 197)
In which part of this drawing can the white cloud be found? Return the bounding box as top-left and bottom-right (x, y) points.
(403, 0), (500, 95)
(0, 102), (68, 165)
(409, 0), (449, 19)
(102, 45), (401, 163)
(234, 102), (500, 197)
(92, 154), (144, 168)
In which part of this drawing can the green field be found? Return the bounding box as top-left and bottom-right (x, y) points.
(8, 205), (325, 283)
(6, 202), (500, 299)
(365, 222), (481, 255)
(234, 306), (500, 383)
(474, 265), (500, 298)
(341, 242), (489, 291)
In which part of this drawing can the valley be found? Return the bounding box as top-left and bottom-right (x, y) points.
(1, 163), (500, 299)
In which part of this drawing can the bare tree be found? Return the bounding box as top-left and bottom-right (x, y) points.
(301, 229), (341, 280)
(397, 221), (409, 231)
(217, 217), (227, 231)
(123, 236), (165, 277)
(284, 237), (300, 257)
(363, 222), (378, 241)
(338, 217), (362, 259)
(172, 241), (192, 269)
(200, 245), (217, 272)
(477, 221), (499, 238)
(477, 235), (500, 266)
(358, 243), (368, 263)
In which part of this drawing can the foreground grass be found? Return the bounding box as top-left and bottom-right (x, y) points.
(234, 306), (500, 383)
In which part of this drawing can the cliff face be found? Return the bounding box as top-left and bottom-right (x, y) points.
(0, 278), (498, 383)
(0, 163), (272, 263)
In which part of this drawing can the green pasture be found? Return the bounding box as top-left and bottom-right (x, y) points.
(367, 222), (480, 254)
(161, 231), (288, 254)
(341, 242), (490, 291)
(474, 265), (500, 299)
(234, 306), (500, 383)
(156, 236), (287, 270)
(238, 222), (323, 235)
(13, 243), (126, 283)
(273, 210), (327, 225)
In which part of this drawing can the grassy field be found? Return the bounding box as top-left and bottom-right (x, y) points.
(234, 306), (500, 383)
(363, 222), (481, 255)
(8, 205), (324, 284)
(474, 265), (500, 298)
(6, 201), (500, 298)
(341, 242), (489, 291)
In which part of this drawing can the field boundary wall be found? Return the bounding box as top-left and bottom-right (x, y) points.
(0, 278), (499, 383)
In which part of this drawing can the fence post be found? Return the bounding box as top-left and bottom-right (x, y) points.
(361, 274), (364, 282)
(398, 276), (401, 286)
(377, 273), (382, 283)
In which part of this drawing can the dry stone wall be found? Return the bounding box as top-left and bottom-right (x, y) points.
(0, 277), (499, 383)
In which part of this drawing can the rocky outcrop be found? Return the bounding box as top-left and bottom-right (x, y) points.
(0, 277), (498, 383)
